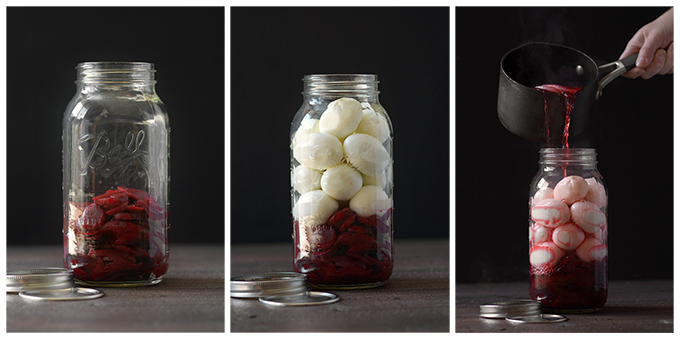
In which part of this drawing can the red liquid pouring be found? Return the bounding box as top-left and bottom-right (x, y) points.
(534, 84), (583, 148)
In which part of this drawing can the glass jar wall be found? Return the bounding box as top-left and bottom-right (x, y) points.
(290, 74), (393, 289)
(62, 62), (170, 287)
(528, 148), (607, 312)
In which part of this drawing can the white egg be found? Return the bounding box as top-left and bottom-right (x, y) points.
(343, 133), (390, 176)
(293, 190), (339, 226)
(293, 132), (343, 170)
(320, 163), (363, 201)
(355, 103), (390, 143)
(292, 118), (320, 147)
(293, 165), (322, 194)
(318, 97), (364, 140)
(349, 185), (391, 218)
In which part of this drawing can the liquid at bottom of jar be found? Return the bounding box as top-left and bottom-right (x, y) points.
(530, 255), (607, 312)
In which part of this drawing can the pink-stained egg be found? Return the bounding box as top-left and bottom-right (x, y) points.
(552, 222), (585, 251)
(584, 177), (608, 208)
(553, 175), (589, 205)
(530, 241), (565, 268)
(531, 187), (554, 207)
(530, 223), (550, 244)
(575, 238), (608, 262)
(531, 198), (571, 227)
(571, 200), (607, 234)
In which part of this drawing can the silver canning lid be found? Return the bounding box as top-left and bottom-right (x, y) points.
(6, 268), (75, 292)
(231, 272), (308, 298)
(506, 314), (568, 324)
(480, 300), (542, 319)
(259, 291), (340, 306)
(19, 287), (105, 301)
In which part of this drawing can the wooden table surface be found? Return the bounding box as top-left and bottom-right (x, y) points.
(456, 279), (673, 332)
(6, 244), (224, 332)
(230, 238), (450, 332)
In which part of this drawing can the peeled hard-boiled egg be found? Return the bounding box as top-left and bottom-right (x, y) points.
(293, 190), (339, 226)
(293, 165), (322, 194)
(343, 133), (390, 176)
(319, 98), (364, 140)
(355, 103), (390, 143)
(293, 132), (343, 170)
(320, 163), (363, 201)
(349, 185), (391, 218)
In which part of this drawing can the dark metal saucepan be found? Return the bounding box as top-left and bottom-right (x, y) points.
(498, 42), (637, 144)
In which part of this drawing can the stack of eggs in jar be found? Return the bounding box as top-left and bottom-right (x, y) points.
(529, 175), (608, 269)
(291, 97), (392, 224)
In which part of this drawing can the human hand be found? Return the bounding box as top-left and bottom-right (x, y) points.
(620, 8), (673, 79)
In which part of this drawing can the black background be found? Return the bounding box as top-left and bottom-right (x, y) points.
(230, 7), (450, 243)
(456, 7), (673, 282)
(6, 7), (225, 245)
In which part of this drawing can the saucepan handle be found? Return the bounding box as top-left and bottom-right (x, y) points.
(596, 53), (638, 99)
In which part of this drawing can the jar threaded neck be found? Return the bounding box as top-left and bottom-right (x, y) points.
(77, 62), (156, 83)
(539, 148), (597, 165)
(303, 74), (379, 94)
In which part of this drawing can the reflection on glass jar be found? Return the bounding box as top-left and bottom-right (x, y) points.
(290, 74), (393, 289)
(529, 148), (607, 312)
(62, 62), (170, 287)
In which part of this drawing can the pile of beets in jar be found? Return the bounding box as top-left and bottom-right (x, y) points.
(64, 186), (168, 283)
(294, 207), (393, 286)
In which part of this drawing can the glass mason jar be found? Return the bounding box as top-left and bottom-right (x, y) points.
(62, 62), (170, 287)
(528, 148), (608, 312)
(290, 74), (394, 289)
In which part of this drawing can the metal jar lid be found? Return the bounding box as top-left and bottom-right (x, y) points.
(479, 300), (542, 319)
(6, 268), (75, 292)
(506, 314), (568, 324)
(7, 268), (104, 301)
(19, 287), (105, 301)
(230, 272), (309, 298)
(260, 291), (340, 306)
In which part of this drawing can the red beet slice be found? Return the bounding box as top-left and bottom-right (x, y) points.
(113, 231), (142, 246)
(309, 224), (336, 254)
(117, 186), (151, 201)
(80, 203), (105, 231)
(112, 212), (145, 221)
(103, 201), (129, 215)
(93, 189), (129, 206)
(146, 196), (166, 220)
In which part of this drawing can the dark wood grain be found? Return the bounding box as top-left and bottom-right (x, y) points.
(6, 245), (225, 332)
(230, 238), (450, 332)
(456, 280), (673, 332)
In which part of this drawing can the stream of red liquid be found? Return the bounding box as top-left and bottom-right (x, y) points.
(534, 84), (583, 148)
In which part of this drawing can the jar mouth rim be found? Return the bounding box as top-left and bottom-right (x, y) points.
(76, 62), (155, 70)
(539, 148), (596, 154)
(303, 74), (378, 82)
